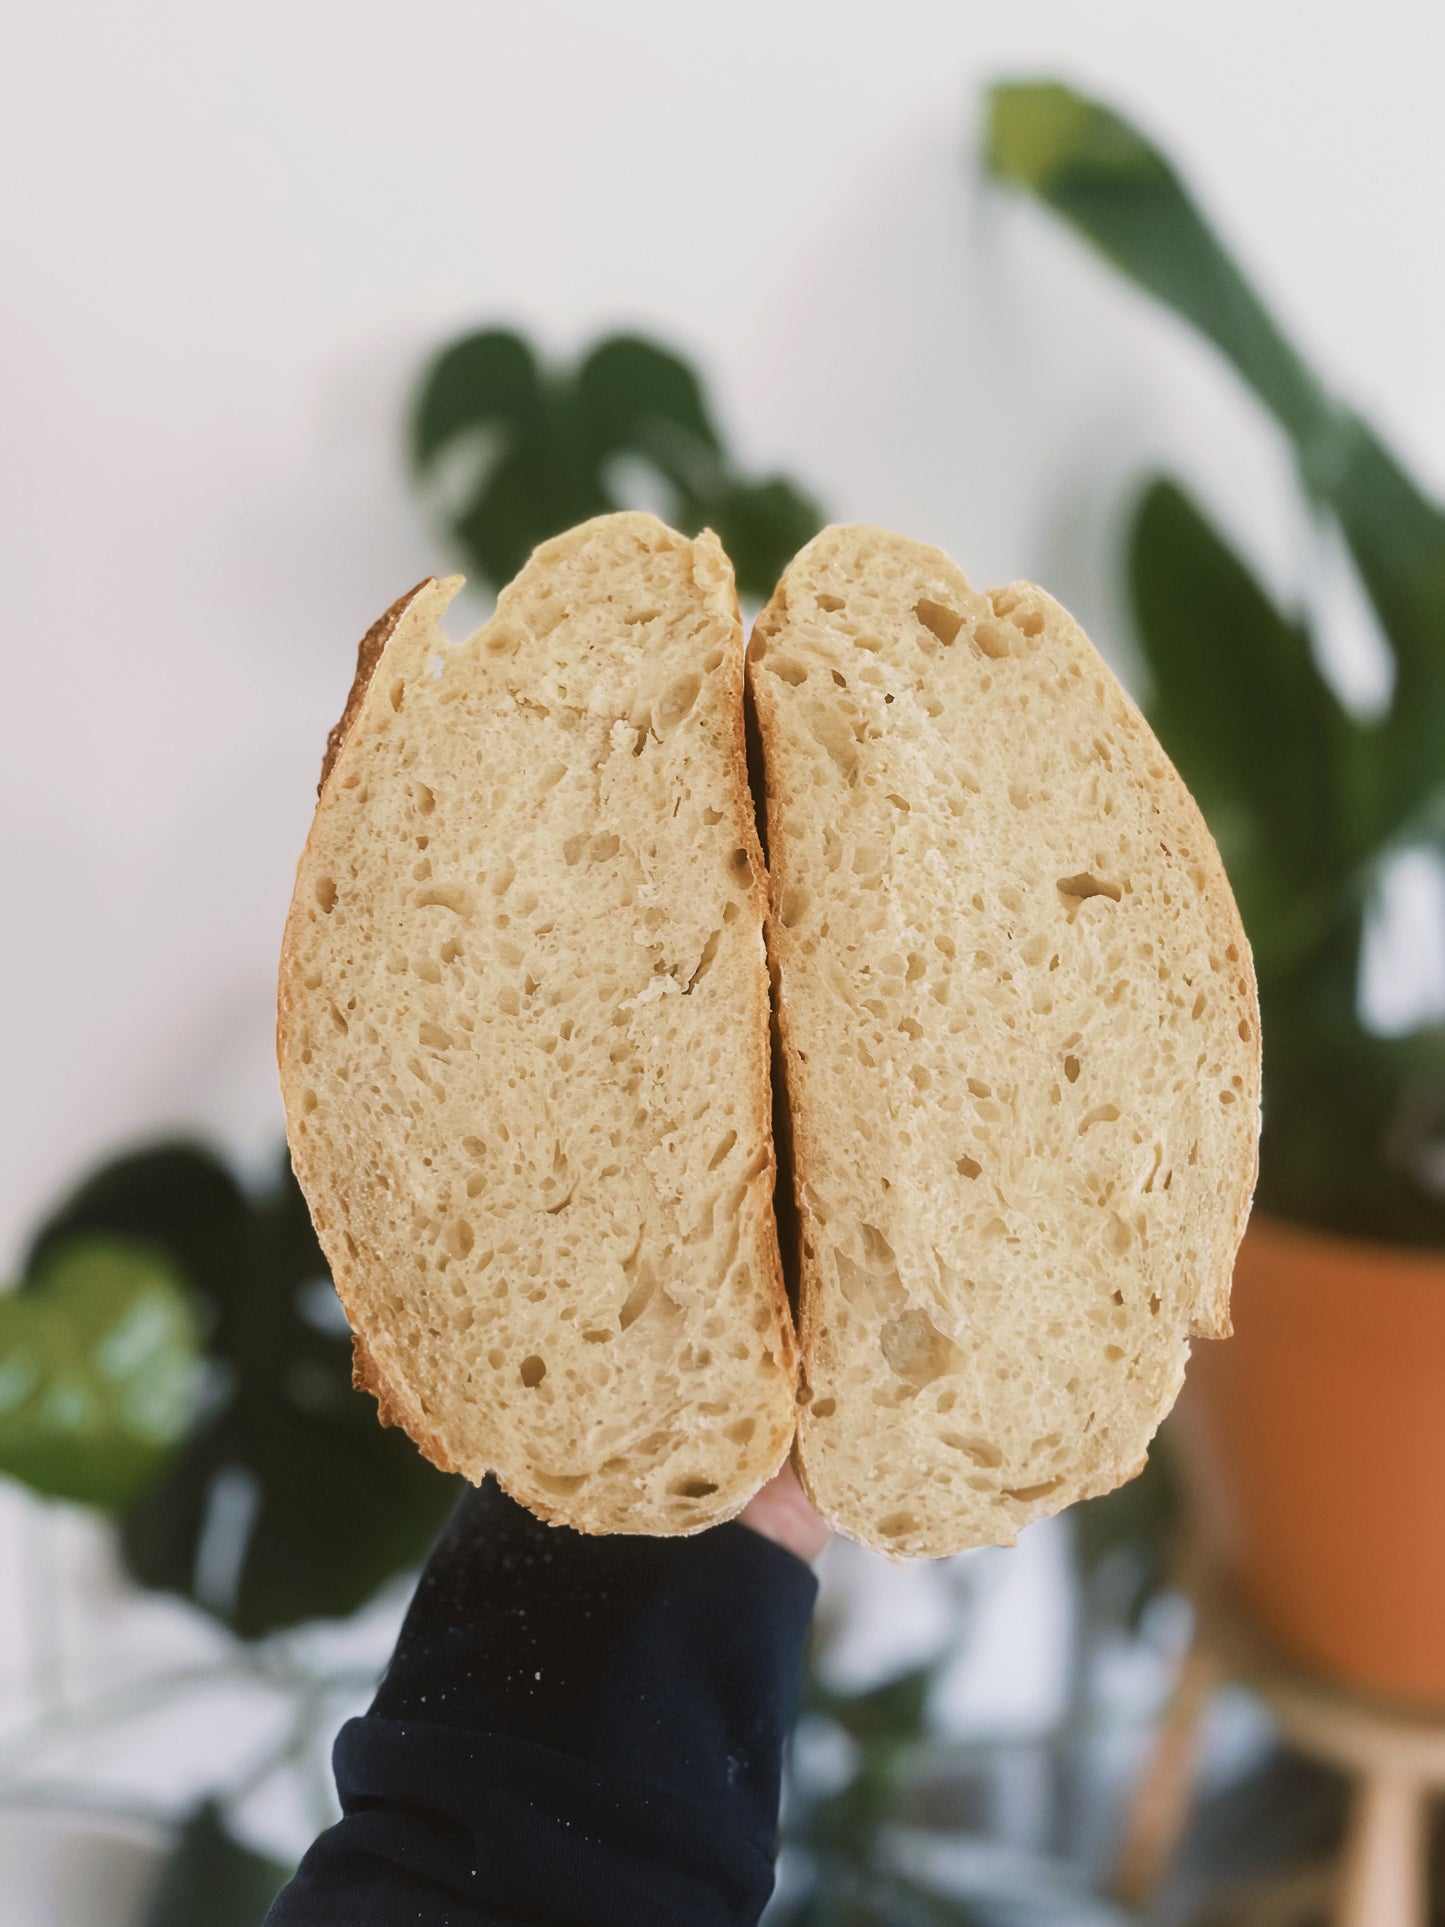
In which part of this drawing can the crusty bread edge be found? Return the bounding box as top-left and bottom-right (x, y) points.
(317, 580), (435, 795)
(745, 565), (837, 1527)
(280, 576), (467, 1490)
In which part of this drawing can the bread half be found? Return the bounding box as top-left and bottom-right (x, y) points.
(279, 513), (797, 1534)
(746, 526), (1259, 1557)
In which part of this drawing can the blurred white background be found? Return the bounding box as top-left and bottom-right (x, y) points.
(1, 1), (1442, 1916)
(4, 0), (1443, 1259)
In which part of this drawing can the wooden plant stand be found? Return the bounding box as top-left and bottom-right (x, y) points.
(1111, 1585), (1445, 1925)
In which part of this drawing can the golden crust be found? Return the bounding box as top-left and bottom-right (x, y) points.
(350, 1330), (463, 1477)
(318, 582), (435, 795)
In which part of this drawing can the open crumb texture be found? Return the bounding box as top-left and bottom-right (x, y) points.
(279, 513), (797, 1535)
(747, 526), (1260, 1558)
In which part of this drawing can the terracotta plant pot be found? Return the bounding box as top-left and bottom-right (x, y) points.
(1172, 1213), (1445, 1706)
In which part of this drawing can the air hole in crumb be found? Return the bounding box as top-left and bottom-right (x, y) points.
(389, 681), (404, 712)
(779, 885), (809, 928)
(1079, 1104), (1121, 1134)
(314, 877), (337, 913)
(1064, 1055), (1081, 1083)
(878, 1512), (917, 1539)
(618, 1265), (658, 1331)
(768, 656), (809, 686)
(816, 593), (845, 612)
(1003, 1476), (1063, 1503)
(880, 1308), (963, 1389)
(671, 1476), (718, 1499)
(656, 672), (701, 731)
(416, 885), (472, 918)
(519, 1355), (546, 1387)
(914, 598), (964, 645)
(1058, 872), (1122, 911)
(708, 1130), (737, 1170)
(974, 618), (1015, 660)
(956, 1155), (982, 1180)
(536, 1471), (587, 1495)
(811, 1397), (836, 1418)
(415, 783), (436, 815)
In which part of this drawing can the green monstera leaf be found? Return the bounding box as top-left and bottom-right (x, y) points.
(0, 1236), (199, 1508)
(1128, 476), (1365, 977)
(412, 327), (823, 600)
(26, 1142), (459, 1637)
(986, 79), (1445, 850)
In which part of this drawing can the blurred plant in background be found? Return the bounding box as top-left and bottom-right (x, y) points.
(771, 76), (1445, 1924)
(412, 329), (823, 602)
(21, 1145), (457, 1638)
(989, 79), (1445, 1249)
(0, 1144), (458, 1921)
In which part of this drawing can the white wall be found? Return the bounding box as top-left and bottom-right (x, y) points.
(3, 0), (1442, 1255)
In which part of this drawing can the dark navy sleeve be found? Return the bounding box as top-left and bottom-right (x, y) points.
(264, 1477), (818, 1926)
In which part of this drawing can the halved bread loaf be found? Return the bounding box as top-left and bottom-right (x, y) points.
(278, 512), (797, 1535)
(747, 526), (1259, 1558)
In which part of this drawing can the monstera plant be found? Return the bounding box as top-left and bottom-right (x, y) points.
(19, 1142), (458, 1638)
(987, 79), (1445, 1248)
(0, 1141), (459, 1923)
(986, 81), (1445, 1712)
(412, 328), (823, 601)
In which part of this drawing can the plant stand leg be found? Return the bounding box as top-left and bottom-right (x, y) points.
(1111, 1636), (1220, 1906)
(1333, 1772), (1427, 1927)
